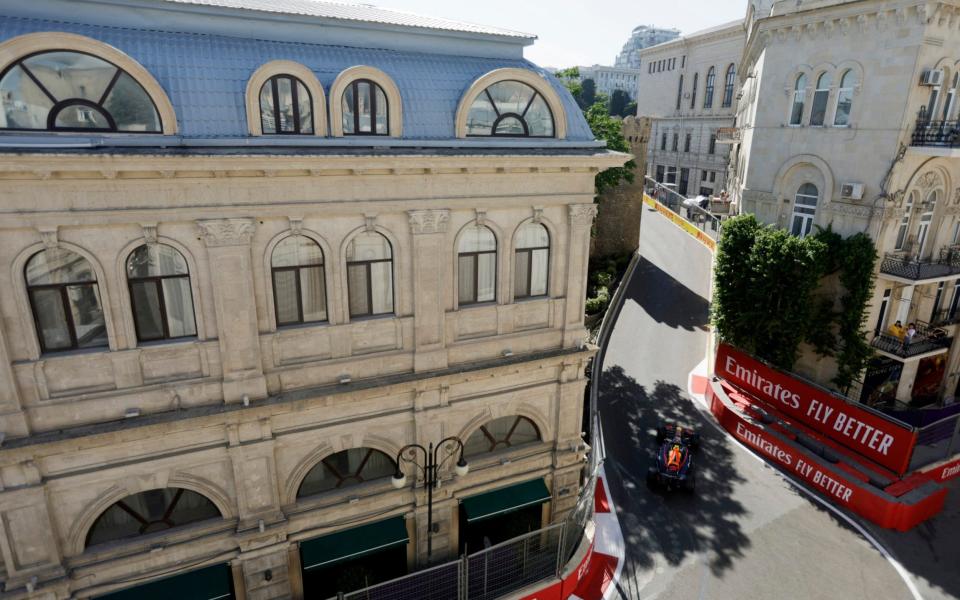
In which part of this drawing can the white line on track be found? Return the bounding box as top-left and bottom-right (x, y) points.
(686, 368), (925, 600)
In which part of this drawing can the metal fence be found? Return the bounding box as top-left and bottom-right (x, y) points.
(908, 408), (960, 471)
(643, 176), (723, 240)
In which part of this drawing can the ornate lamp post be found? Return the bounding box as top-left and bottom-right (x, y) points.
(391, 436), (469, 560)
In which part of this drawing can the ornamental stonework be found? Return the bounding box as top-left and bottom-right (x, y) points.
(407, 209), (450, 235)
(197, 218), (256, 247)
(568, 204), (598, 228)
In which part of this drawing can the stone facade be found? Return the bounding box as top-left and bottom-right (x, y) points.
(0, 2), (628, 598)
(615, 25), (681, 69)
(593, 117), (651, 257)
(636, 21), (745, 197)
(731, 0), (960, 404)
(577, 65), (640, 99)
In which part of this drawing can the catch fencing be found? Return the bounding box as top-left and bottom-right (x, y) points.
(643, 176), (724, 242)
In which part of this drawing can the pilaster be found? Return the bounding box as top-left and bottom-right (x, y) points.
(563, 204), (598, 348)
(0, 314), (29, 439)
(408, 210), (450, 372)
(0, 470), (65, 597)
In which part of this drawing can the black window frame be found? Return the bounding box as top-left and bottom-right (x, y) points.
(458, 246), (497, 306)
(676, 74), (684, 110)
(127, 249), (196, 344)
(709, 133), (717, 154)
(704, 66), (716, 108)
(346, 237), (395, 318)
(0, 49), (162, 134)
(690, 72), (698, 109)
(466, 81), (556, 138)
(297, 448), (396, 498)
(684, 132), (692, 153)
(25, 251), (107, 354)
(722, 64), (736, 108)
(259, 74), (313, 135)
(342, 78), (390, 136)
(85, 487), (222, 548)
(672, 133), (679, 152)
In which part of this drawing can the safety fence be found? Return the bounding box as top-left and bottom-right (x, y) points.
(643, 176), (724, 243)
(908, 409), (960, 472)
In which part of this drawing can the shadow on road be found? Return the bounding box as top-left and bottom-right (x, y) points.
(600, 367), (751, 577)
(623, 257), (710, 332)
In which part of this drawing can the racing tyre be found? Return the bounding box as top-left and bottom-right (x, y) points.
(683, 471), (696, 493)
(656, 427), (667, 444)
(646, 468), (658, 489)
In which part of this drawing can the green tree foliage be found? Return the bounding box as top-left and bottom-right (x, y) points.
(623, 100), (638, 118)
(554, 67), (582, 105)
(585, 102), (635, 193)
(609, 89), (631, 118)
(712, 215), (878, 388)
(581, 78), (596, 109)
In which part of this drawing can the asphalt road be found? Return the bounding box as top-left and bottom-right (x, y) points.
(595, 206), (957, 600)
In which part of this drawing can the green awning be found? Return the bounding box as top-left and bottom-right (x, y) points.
(462, 478), (551, 523)
(301, 516), (409, 571)
(97, 563), (232, 600)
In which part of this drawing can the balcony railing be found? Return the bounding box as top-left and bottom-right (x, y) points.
(879, 245), (960, 280)
(931, 308), (960, 327)
(911, 117), (960, 148)
(870, 322), (951, 358)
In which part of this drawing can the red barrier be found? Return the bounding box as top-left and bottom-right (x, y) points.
(919, 456), (960, 483)
(517, 540), (594, 600)
(715, 344), (918, 474)
(709, 381), (947, 531)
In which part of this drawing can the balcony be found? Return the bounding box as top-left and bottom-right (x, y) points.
(878, 246), (960, 282)
(870, 322), (951, 360)
(931, 308), (960, 328)
(911, 117), (960, 148)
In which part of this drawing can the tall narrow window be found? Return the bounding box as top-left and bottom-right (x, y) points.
(932, 282), (946, 321)
(259, 74), (313, 135)
(895, 193), (915, 250)
(342, 79), (389, 136)
(271, 236), (327, 327)
(950, 280), (960, 319)
(944, 72), (959, 121)
(791, 183), (819, 237)
(671, 133), (678, 151)
(458, 225), (497, 305)
(679, 168), (690, 196)
(916, 193), (936, 257)
(704, 67), (715, 108)
(346, 232), (394, 317)
(810, 73), (831, 126)
(0, 51), (161, 132)
(26, 249), (108, 352)
(790, 74), (807, 125)
(833, 70), (856, 126)
(708, 132), (717, 154)
(722, 64), (736, 107)
(926, 70), (946, 121)
(514, 223), (550, 299)
(684, 132), (692, 152)
(690, 72), (698, 109)
(127, 244), (197, 342)
(875, 289), (891, 334)
(660, 132), (667, 150)
(676, 74), (684, 110)
(465, 80), (554, 137)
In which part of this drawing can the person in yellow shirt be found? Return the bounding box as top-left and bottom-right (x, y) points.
(888, 320), (905, 340)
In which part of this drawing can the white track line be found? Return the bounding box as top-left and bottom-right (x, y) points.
(597, 463), (626, 600)
(686, 369), (925, 600)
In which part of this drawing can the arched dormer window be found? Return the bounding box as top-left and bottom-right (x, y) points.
(466, 80), (554, 137)
(259, 74), (313, 134)
(703, 67), (716, 109)
(329, 66), (402, 137)
(86, 488), (222, 548)
(0, 51), (161, 132)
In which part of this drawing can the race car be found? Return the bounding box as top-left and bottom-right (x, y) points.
(646, 424), (700, 492)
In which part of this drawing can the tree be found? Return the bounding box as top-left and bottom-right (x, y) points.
(585, 102), (635, 193)
(581, 79), (596, 109)
(609, 89), (631, 117)
(554, 67), (582, 105)
(622, 100), (638, 118)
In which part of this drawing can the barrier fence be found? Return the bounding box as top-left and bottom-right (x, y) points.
(643, 176), (724, 243)
(909, 410), (960, 472)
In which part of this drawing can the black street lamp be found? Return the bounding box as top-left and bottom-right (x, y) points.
(391, 436), (469, 560)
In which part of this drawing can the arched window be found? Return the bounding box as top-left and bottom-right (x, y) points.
(810, 72), (831, 126)
(341, 79), (388, 135)
(272, 236), (327, 326)
(514, 223), (550, 299)
(791, 183), (819, 237)
(127, 245), (196, 342)
(690, 72), (698, 109)
(722, 64), (736, 107)
(26, 249), (107, 353)
(944, 72), (959, 121)
(464, 416), (541, 457)
(926, 68), (948, 121)
(259, 74), (313, 134)
(465, 80), (554, 137)
(346, 232), (394, 317)
(297, 448), (396, 499)
(790, 74), (807, 125)
(676, 74), (683, 111)
(895, 192), (916, 250)
(86, 488), (222, 548)
(457, 225), (497, 305)
(834, 70), (856, 127)
(703, 67), (716, 108)
(0, 51), (161, 132)
(917, 191), (938, 256)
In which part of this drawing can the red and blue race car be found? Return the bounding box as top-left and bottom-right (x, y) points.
(646, 423), (700, 492)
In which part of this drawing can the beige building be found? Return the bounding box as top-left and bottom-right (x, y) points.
(0, 1), (626, 598)
(636, 21), (745, 197)
(731, 0), (960, 409)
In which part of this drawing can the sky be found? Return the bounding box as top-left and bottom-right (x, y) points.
(368, 0), (746, 68)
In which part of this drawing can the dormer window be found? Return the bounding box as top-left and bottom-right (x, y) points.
(342, 79), (388, 136)
(259, 74), (313, 134)
(0, 51), (161, 132)
(465, 80), (554, 137)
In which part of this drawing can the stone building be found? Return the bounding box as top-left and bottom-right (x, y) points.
(730, 0), (960, 408)
(636, 21), (745, 197)
(577, 65), (640, 100)
(614, 25), (681, 69)
(0, 1), (626, 598)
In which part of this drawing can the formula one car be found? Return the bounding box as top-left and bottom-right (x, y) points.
(646, 424), (700, 492)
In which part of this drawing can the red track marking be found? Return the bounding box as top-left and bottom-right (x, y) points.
(690, 374), (708, 395)
(570, 552), (619, 599)
(594, 477), (611, 513)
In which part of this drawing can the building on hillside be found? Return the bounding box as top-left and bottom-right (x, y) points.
(577, 64), (640, 100)
(636, 21), (745, 198)
(730, 0), (960, 410)
(614, 25), (681, 69)
(0, 1), (626, 598)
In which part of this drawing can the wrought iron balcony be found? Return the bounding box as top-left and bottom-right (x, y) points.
(931, 308), (960, 327)
(911, 117), (960, 148)
(879, 246), (960, 281)
(870, 322), (951, 359)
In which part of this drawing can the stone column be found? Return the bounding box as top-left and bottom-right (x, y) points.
(895, 284), (915, 325)
(563, 204), (598, 348)
(0, 317), (29, 439)
(197, 219), (268, 403)
(895, 359), (919, 403)
(408, 210), (450, 373)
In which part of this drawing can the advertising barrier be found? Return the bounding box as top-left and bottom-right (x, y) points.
(919, 455), (960, 483)
(642, 194), (718, 251)
(715, 344), (918, 474)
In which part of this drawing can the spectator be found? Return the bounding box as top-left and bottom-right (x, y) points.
(888, 320), (905, 339)
(903, 322), (917, 353)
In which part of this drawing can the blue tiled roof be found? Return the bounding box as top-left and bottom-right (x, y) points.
(0, 16), (595, 142)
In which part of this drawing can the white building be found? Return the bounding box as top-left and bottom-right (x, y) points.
(614, 25), (681, 69)
(731, 0), (960, 408)
(578, 64), (640, 99)
(636, 21), (745, 197)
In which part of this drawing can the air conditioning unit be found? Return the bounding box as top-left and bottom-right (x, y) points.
(841, 182), (864, 200)
(920, 69), (944, 86)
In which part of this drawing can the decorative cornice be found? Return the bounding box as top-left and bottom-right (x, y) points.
(196, 218), (256, 248)
(568, 203), (598, 228)
(407, 209), (450, 235)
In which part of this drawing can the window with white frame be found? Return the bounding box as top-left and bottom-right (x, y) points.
(916, 191), (937, 257)
(944, 72), (959, 121)
(895, 192), (915, 250)
(833, 70), (856, 126)
(810, 72), (831, 126)
(790, 74), (806, 125)
(790, 183), (819, 237)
